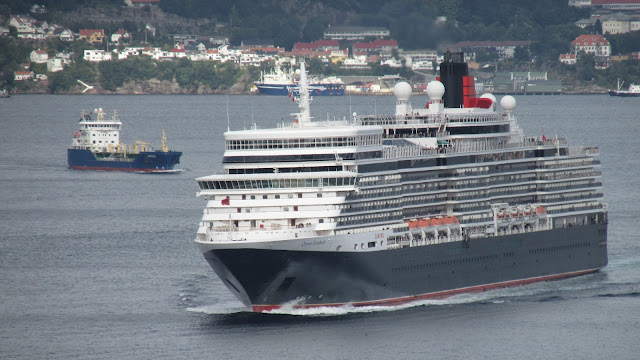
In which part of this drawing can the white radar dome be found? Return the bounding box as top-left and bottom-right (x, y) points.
(480, 93), (497, 105)
(500, 95), (516, 111)
(394, 82), (412, 100)
(426, 81), (445, 100)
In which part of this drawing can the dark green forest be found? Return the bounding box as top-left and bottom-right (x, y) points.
(0, 0), (591, 52)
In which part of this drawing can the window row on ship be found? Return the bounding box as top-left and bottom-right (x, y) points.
(356, 150), (590, 174)
(81, 124), (120, 129)
(222, 150), (382, 163)
(197, 176), (357, 190)
(225, 134), (382, 150)
(360, 112), (501, 126)
(220, 148), (595, 175)
(337, 211), (403, 228)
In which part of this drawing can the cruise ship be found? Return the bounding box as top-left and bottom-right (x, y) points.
(195, 52), (608, 312)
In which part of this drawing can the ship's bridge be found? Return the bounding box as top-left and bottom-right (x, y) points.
(224, 124), (383, 151)
(196, 170), (357, 193)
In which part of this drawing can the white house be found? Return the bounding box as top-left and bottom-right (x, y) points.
(571, 35), (610, 57)
(111, 29), (131, 44)
(47, 58), (64, 72)
(14, 71), (35, 81)
(30, 49), (48, 64)
(9, 15), (36, 36)
(560, 53), (577, 65)
(83, 49), (112, 62)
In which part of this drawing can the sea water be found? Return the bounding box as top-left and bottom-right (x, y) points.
(1, 94), (639, 359)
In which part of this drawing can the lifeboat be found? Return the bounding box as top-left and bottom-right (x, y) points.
(537, 206), (546, 214)
(432, 217), (444, 226)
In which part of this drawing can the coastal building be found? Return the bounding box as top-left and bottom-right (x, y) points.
(30, 50), (48, 64)
(324, 26), (390, 40)
(569, 0), (592, 7)
(111, 29), (131, 44)
(571, 35), (610, 57)
(570, 0), (640, 9)
(293, 40), (340, 52)
(591, 0), (640, 10)
(47, 58), (64, 72)
(9, 15), (36, 37)
(453, 41), (531, 60)
(601, 13), (640, 34)
(54, 28), (75, 41)
(79, 29), (105, 44)
(30, 4), (46, 13)
(14, 71), (34, 81)
(574, 18), (597, 29)
(83, 49), (112, 62)
(353, 39), (399, 59)
(560, 53), (577, 65)
(125, 0), (160, 7)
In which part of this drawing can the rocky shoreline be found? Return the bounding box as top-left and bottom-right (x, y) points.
(13, 78), (610, 95)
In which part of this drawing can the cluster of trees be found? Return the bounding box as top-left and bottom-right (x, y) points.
(47, 56), (256, 93)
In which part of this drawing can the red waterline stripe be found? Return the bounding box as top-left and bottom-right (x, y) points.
(252, 268), (602, 313)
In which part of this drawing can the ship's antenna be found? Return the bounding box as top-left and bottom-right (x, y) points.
(226, 96), (230, 131)
(292, 59), (312, 126)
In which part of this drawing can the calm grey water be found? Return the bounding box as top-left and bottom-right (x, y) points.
(1, 94), (639, 360)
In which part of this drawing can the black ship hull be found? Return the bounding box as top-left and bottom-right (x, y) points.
(203, 223), (607, 312)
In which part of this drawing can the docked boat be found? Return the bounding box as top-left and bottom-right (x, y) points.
(254, 66), (345, 96)
(195, 52), (608, 312)
(608, 79), (640, 97)
(67, 108), (182, 172)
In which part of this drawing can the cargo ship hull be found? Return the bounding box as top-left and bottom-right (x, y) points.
(201, 223), (607, 311)
(67, 148), (182, 172)
(255, 83), (345, 96)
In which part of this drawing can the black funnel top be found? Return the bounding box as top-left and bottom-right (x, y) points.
(439, 51), (468, 108)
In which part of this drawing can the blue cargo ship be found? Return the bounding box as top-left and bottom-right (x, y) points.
(67, 108), (182, 173)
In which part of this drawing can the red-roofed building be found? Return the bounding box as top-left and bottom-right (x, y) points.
(293, 40), (340, 52)
(30, 49), (48, 64)
(353, 39), (398, 57)
(14, 71), (35, 81)
(571, 35), (610, 57)
(559, 53), (577, 65)
(79, 29), (105, 44)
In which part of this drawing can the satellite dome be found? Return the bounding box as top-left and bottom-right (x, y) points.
(500, 95), (516, 111)
(426, 81), (445, 100)
(480, 93), (497, 105)
(394, 82), (412, 100)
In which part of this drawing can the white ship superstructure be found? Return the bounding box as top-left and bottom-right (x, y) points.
(195, 53), (607, 311)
